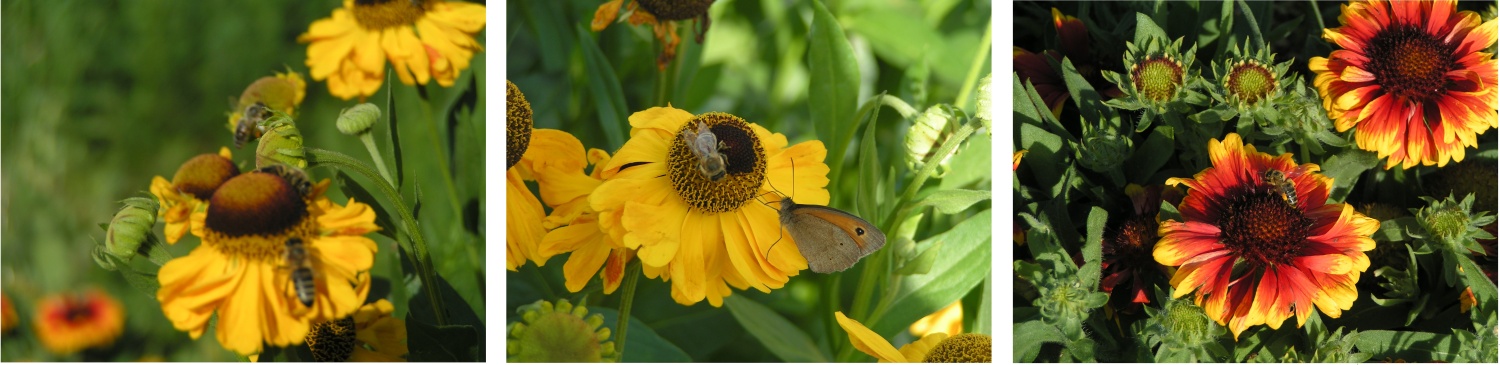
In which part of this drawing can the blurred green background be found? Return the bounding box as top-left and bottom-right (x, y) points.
(2, 0), (487, 361)
(508, 0), (990, 361)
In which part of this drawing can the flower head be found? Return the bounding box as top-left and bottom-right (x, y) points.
(506, 82), (552, 271)
(1309, 0), (1499, 169)
(155, 168), (379, 356)
(1122, 36), (1197, 109)
(590, 106), (830, 306)
(592, 0), (714, 70)
(33, 289), (124, 355)
(529, 129), (637, 293)
(306, 299), (407, 361)
(299, 0), (486, 100)
(226, 68), (307, 147)
(507, 299), (616, 362)
(835, 311), (990, 362)
(1101, 184), (1182, 311)
(1156, 133), (1379, 339)
(1213, 40), (1294, 111)
(150, 148), (239, 244)
(2, 293), (17, 335)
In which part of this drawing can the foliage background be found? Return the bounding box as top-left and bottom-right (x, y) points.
(507, 0), (991, 361)
(1, 0), (487, 361)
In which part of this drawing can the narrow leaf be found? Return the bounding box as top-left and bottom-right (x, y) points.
(724, 296), (831, 362)
(575, 24), (628, 148)
(914, 189), (991, 214)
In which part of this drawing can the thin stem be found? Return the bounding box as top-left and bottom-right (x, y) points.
(615, 262), (641, 362)
(306, 147), (447, 325)
(1308, 0), (1326, 32)
(1237, 0), (1265, 46)
(357, 133), (395, 184)
(880, 119), (980, 231)
(954, 18), (993, 111)
(414, 87), (467, 220)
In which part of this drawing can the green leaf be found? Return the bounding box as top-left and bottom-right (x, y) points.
(856, 104), (881, 220)
(975, 273), (991, 334)
(1125, 126), (1175, 183)
(871, 210), (992, 337)
(1060, 58), (1113, 127)
(723, 296), (831, 362)
(1080, 206), (1107, 287)
(895, 241), (941, 276)
(407, 317), (479, 361)
(1014, 318), (1067, 362)
(1014, 74), (1070, 138)
(111, 254), (160, 300)
(386, 72), (403, 188)
(807, 0), (860, 167)
(1133, 12), (1168, 47)
(1319, 148), (1379, 202)
(1354, 330), (1464, 362)
(591, 307), (694, 362)
(575, 24), (627, 149)
(914, 189), (991, 214)
(1373, 217), (1420, 242)
(1018, 123), (1066, 195)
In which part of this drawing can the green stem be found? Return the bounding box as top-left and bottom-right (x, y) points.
(306, 147), (448, 325)
(615, 262), (641, 362)
(1237, 0), (1265, 46)
(954, 19), (993, 111)
(1308, 0), (1326, 33)
(415, 87), (467, 220)
(880, 119), (980, 232)
(357, 133), (395, 184)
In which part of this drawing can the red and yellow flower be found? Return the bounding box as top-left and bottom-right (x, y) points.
(1309, 0), (1499, 169)
(33, 289), (125, 355)
(1155, 133), (1380, 339)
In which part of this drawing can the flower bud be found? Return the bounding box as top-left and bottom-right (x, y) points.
(1076, 130), (1132, 172)
(104, 197), (159, 261)
(904, 105), (958, 176)
(337, 103), (381, 136)
(255, 115), (307, 169)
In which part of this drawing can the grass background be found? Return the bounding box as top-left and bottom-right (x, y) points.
(2, 0), (488, 361)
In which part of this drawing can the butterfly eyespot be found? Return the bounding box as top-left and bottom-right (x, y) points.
(855, 227), (865, 235)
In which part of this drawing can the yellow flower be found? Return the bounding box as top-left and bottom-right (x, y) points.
(155, 169), (379, 356)
(506, 81), (550, 271)
(908, 300), (963, 338)
(306, 299), (407, 362)
(33, 289), (125, 355)
(529, 129), (636, 293)
(225, 68), (307, 145)
(591, 0), (714, 70)
(149, 147), (239, 244)
(835, 311), (991, 362)
(299, 0), (486, 100)
(590, 106), (830, 306)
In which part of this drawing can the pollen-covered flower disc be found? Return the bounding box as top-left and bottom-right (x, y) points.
(155, 171), (378, 356)
(589, 106), (830, 306)
(1309, 0), (1499, 169)
(1132, 56), (1185, 103)
(150, 148), (239, 244)
(1225, 59), (1277, 106)
(1155, 133), (1380, 339)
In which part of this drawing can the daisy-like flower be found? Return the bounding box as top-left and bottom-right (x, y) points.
(1211, 40), (1293, 113)
(507, 81), (550, 271)
(1104, 34), (1201, 115)
(1309, 0), (1499, 169)
(1101, 184), (1182, 311)
(590, 106), (830, 306)
(1014, 8), (1122, 118)
(1155, 133), (1380, 339)
(835, 312), (991, 362)
(33, 289), (125, 355)
(2, 293), (17, 335)
(592, 0), (714, 70)
(299, 0), (486, 101)
(155, 169), (379, 356)
(528, 129), (637, 293)
(306, 299), (407, 361)
(1014, 48), (1069, 116)
(150, 147), (239, 244)
(225, 68), (307, 147)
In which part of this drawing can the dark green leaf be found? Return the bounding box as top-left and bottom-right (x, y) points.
(386, 72), (403, 188)
(872, 210), (991, 337)
(857, 104), (881, 220)
(591, 307), (694, 362)
(1125, 126), (1175, 183)
(808, 0), (860, 166)
(1060, 58), (1113, 127)
(407, 316), (479, 361)
(1354, 330), (1463, 362)
(575, 24), (627, 148)
(1320, 148), (1379, 202)
(112, 254), (160, 300)
(1018, 123), (1066, 195)
(1133, 12), (1168, 47)
(1373, 217), (1420, 242)
(723, 296), (831, 362)
(1014, 319), (1066, 362)
(1081, 206), (1107, 286)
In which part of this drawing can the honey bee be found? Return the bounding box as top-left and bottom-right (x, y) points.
(233, 102), (273, 148)
(681, 120), (728, 181)
(255, 163), (312, 199)
(1262, 169), (1297, 207)
(283, 237), (316, 307)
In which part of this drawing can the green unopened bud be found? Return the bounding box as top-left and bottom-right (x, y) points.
(1076, 130), (1133, 172)
(508, 299), (618, 363)
(1149, 294), (1223, 351)
(104, 197), (159, 260)
(255, 115), (307, 169)
(905, 106), (958, 176)
(976, 74), (993, 134)
(337, 103), (381, 136)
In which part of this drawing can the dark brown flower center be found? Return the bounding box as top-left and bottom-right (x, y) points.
(351, 0), (426, 30)
(636, 0), (714, 21)
(667, 112), (766, 213)
(172, 154), (240, 199)
(203, 173), (320, 262)
(1366, 24), (1458, 103)
(1217, 185), (1314, 267)
(507, 80), (533, 169)
(1106, 216), (1159, 261)
(308, 317), (357, 362)
(58, 295), (99, 325)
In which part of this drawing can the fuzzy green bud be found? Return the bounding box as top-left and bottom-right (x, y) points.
(904, 105), (958, 176)
(337, 103), (381, 136)
(105, 196), (159, 260)
(255, 115), (307, 169)
(1076, 130), (1133, 172)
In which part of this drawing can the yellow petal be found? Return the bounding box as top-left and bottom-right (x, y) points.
(834, 312), (908, 362)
